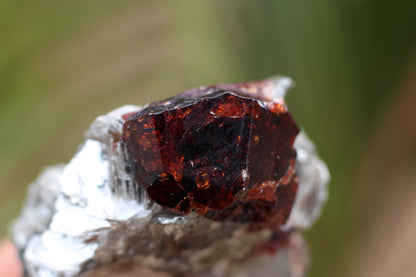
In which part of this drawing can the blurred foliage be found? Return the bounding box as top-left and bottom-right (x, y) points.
(1, 1), (416, 277)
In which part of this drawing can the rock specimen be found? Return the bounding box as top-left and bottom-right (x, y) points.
(12, 77), (329, 277)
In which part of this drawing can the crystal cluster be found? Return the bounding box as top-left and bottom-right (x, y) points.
(12, 77), (329, 277)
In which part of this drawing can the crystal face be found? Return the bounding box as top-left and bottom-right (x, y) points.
(122, 89), (300, 226)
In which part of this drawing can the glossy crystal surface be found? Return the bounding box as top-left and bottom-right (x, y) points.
(123, 89), (300, 226)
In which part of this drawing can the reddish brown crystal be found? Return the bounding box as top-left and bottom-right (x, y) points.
(122, 82), (299, 227)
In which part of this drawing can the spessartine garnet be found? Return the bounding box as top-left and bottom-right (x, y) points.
(122, 82), (300, 227)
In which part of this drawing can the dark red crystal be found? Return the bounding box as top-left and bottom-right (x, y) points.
(122, 81), (300, 227)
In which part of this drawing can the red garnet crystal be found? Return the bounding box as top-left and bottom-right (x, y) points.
(122, 80), (300, 228)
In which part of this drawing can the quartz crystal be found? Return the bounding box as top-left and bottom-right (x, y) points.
(12, 77), (329, 277)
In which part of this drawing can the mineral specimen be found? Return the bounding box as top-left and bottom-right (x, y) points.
(11, 77), (329, 277)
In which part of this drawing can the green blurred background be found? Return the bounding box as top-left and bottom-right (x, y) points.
(2, 1), (416, 277)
